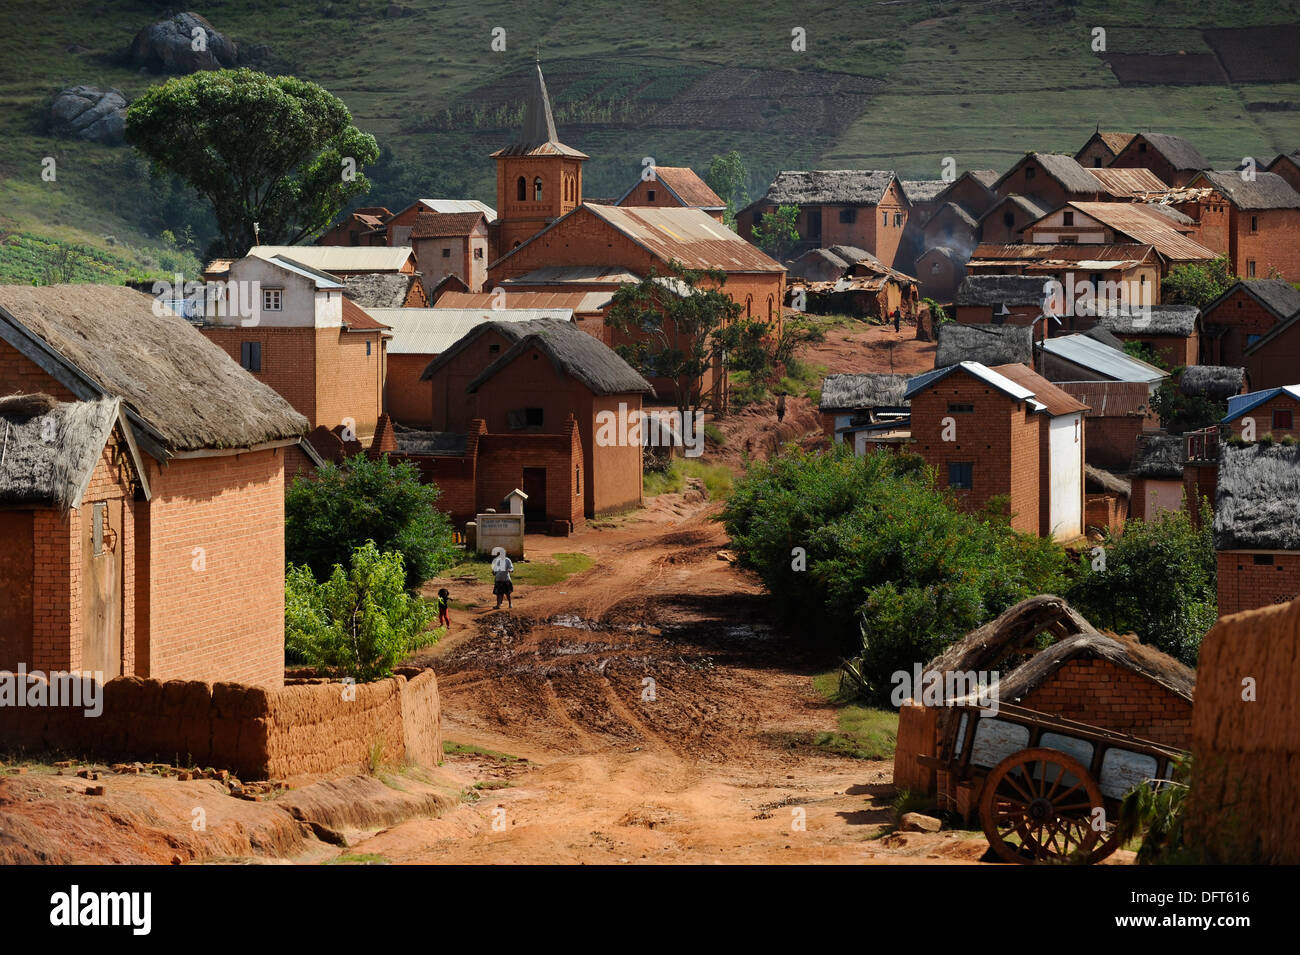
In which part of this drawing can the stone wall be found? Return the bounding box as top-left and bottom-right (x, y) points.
(0, 666), (441, 780)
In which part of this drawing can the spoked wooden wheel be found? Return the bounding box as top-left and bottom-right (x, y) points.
(979, 748), (1106, 864)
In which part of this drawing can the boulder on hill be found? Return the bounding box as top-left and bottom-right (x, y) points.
(128, 12), (238, 73)
(48, 86), (128, 145)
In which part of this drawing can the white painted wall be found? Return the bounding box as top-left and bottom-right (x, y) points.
(209, 257), (342, 328)
(1048, 412), (1084, 539)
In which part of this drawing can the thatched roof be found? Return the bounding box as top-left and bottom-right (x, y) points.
(1130, 432), (1186, 478)
(465, 319), (654, 397)
(992, 153), (1102, 196)
(1180, 365), (1246, 400)
(926, 595), (1194, 709)
(1136, 132), (1211, 171)
(954, 274), (1046, 307)
(935, 323), (1034, 369)
(343, 273), (422, 309)
(1196, 171), (1300, 210)
(1206, 279), (1300, 323)
(819, 373), (909, 412)
(758, 169), (896, 206)
(1083, 324), (1127, 351)
(1214, 443), (1300, 551)
(900, 179), (948, 204)
(0, 393), (147, 509)
(1097, 305), (1199, 336)
(392, 426), (468, 457)
(0, 285), (307, 457)
(1085, 463), (1131, 497)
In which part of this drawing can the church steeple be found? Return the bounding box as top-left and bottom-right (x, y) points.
(491, 57), (588, 254)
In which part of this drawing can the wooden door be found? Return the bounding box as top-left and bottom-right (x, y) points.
(81, 499), (123, 678)
(522, 468), (547, 523)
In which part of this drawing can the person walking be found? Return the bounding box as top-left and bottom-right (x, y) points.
(892, 307), (901, 333)
(491, 552), (515, 609)
(434, 588), (452, 630)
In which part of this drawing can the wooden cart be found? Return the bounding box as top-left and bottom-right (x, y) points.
(918, 702), (1187, 864)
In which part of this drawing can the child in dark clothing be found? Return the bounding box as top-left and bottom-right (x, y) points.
(435, 588), (452, 630)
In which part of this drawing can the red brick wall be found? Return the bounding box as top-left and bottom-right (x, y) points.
(202, 326), (318, 426)
(0, 340), (77, 399)
(1203, 284), (1283, 367)
(1183, 463), (1216, 524)
(1227, 393), (1300, 440)
(1083, 414), (1145, 470)
(1246, 319), (1300, 391)
(477, 427), (584, 527)
(1076, 141), (1115, 170)
(943, 177), (998, 219)
(1020, 658), (1192, 749)
(314, 328), (383, 443)
(0, 512), (34, 669)
(387, 352), (435, 428)
(1217, 550), (1300, 616)
(909, 373), (1040, 534)
(430, 328), (521, 432)
(1230, 208), (1300, 282)
(141, 451), (286, 688)
(1085, 493), (1127, 535)
(495, 155), (585, 253)
(1109, 139), (1198, 187)
(619, 178), (724, 222)
(994, 157), (1086, 209)
(1119, 332), (1198, 368)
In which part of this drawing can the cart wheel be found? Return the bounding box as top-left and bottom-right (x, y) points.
(979, 748), (1106, 864)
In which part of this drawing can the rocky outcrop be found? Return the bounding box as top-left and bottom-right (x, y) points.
(48, 86), (127, 145)
(128, 12), (238, 73)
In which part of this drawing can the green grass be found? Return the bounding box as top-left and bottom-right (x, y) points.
(810, 671), (899, 760)
(325, 853), (390, 865)
(442, 741), (522, 762)
(642, 457), (734, 500)
(443, 552), (593, 586)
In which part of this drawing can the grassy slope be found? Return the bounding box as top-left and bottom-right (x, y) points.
(1, 0), (1298, 270)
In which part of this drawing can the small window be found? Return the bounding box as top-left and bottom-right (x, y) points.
(647, 189), (656, 201)
(1093, 157), (1102, 167)
(948, 462), (974, 490)
(442, 247), (451, 258)
(534, 177), (543, 201)
(240, 341), (262, 372)
(526, 407), (544, 427)
(474, 247), (484, 259)
(1274, 409), (1293, 430)
(1250, 215), (1258, 233)
(894, 212), (903, 226)
(366, 340), (372, 356)
(1003, 211), (1014, 228)
(92, 502), (106, 557)
(1254, 554), (1275, 565)
(1063, 211), (1074, 226)
(262, 288), (282, 311)
(1061, 236), (1077, 245)
(489, 343), (500, 354)
(1247, 334), (1262, 347)
(1138, 142), (1147, 153)
(882, 211), (889, 228)
(1025, 167), (1036, 179)
(1248, 260), (1256, 277)
(839, 208), (856, 224)
(517, 176), (527, 201)
(947, 402), (974, 413)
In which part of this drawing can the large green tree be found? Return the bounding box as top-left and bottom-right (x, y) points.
(1161, 256), (1236, 308)
(705, 150), (748, 228)
(751, 204), (801, 261)
(126, 68), (379, 256)
(605, 261), (743, 418)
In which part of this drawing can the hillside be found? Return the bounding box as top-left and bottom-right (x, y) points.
(1, 0), (1299, 271)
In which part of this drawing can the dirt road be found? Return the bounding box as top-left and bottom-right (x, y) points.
(381, 491), (989, 864)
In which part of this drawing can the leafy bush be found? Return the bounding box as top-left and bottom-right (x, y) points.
(1116, 756), (1195, 864)
(720, 446), (1066, 699)
(1067, 500), (1215, 666)
(1161, 256), (1235, 309)
(1150, 370), (1226, 434)
(286, 454), (459, 591)
(285, 542), (436, 681)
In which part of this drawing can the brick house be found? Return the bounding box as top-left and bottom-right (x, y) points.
(915, 247), (966, 302)
(736, 170), (910, 268)
(316, 207), (391, 247)
(930, 169), (1001, 221)
(976, 195), (1051, 245)
(384, 199), (497, 249)
(1187, 171), (1300, 281)
(370, 307), (571, 428)
(786, 248), (918, 319)
(1057, 379), (1154, 471)
(990, 153), (1110, 211)
(1107, 132), (1211, 187)
(1128, 433), (1186, 521)
(198, 253), (388, 474)
(1214, 443), (1300, 616)
(0, 285), (308, 688)
(240, 244), (416, 278)
(903, 360), (1087, 539)
(1222, 384), (1300, 441)
(343, 272), (428, 309)
(953, 274), (1048, 334)
(1200, 279), (1300, 383)
(817, 372), (909, 446)
(1266, 149), (1300, 192)
(1036, 333), (1168, 388)
(409, 210), (490, 295)
(1095, 304), (1201, 367)
(421, 318), (653, 518)
(922, 203), (978, 259)
(616, 166), (726, 222)
(1075, 130), (1136, 169)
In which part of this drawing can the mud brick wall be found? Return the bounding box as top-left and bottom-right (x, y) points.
(0, 667), (441, 781)
(1187, 598), (1300, 863)
(1084, 493), (1126, 535)
(1018, 658), (1192, 750)
(892, 701), (938, 796)
(1217, 550), (1300, 616)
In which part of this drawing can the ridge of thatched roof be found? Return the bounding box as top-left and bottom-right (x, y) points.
(819, 373), (910, 412)
(1097, 304), (1199, 336)
(0, 394), (148, 509)
(1179, 365), (1246, 399)
(994, 153), (1103, 196)
(935, 323), (1034, 369)
(1214, 443), (1300, 551)
(0, 285), (308, 457)
(1205, 279), (1300, 323)
(1083, 325), (1128, 350)
(465, 319), (654, 397)
(954, 274), (1046, 307)
(900, 179), (948, 204)
(1134, 133), (1211, 171)
(926, 594), (1194, 707)
(1086, 463), (1132, 497)
(1130, 432), (1185, 478)
(758, 169), (896, 206)
(343, 273), (422, 309)
(1195, 171), (1300, 210)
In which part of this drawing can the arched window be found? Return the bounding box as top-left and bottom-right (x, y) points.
(745, 295), (753, 317)
(516, 176), (526, 201)
(767, 295), (774, 320)
(534, 177), (543, 201)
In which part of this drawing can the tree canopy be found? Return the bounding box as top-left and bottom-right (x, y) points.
(705, 150), (748, 228)
(126, 68), (379, 257)
(751, 204), (801, 261)
(1160, 256), (1235, 309)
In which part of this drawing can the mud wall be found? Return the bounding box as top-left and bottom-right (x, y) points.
(0, 666), (442, 780)
(1186, 599), (1300, 864)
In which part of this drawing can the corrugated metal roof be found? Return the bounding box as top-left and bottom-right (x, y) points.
(1037, 334), (1168, 383)
(248, 245), (414, 273)
(989, 363), (1089, 416)
(371, 307), (571, 355)
(1224, 385), (1300, 422)
(968, 243), (1154, 270)
(418, 198), (497, 220)
(906, 361), (1043, 411)
(436, 290), (613, 313)
(584, 205), (785, 273)
(1088, 167), (1169, 197)
(266, 254), (345, 289)
(1058, 380), (1152, 417)
(501, 265), (642, 285)
(1061, 203), (1217, 262)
